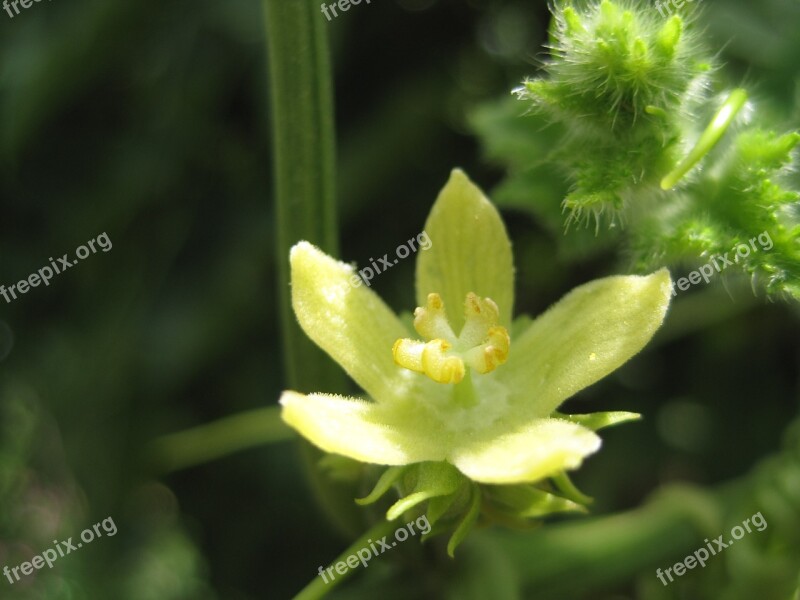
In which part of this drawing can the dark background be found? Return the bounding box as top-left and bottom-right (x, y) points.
(0, 0), (798, 598)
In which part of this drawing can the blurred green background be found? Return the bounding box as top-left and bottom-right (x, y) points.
(0, 0), (798, 598)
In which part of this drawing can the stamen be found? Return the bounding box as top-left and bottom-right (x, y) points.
(414, 293), (457, 342)
(463, 326), (510, 374)
(422, 339), (466, 384)
(393, 292), (511, 384)
(392, 338), (466, 384)
(460, 293), (501, 347)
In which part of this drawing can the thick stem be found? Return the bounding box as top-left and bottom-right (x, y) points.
(264, 0), (362, 538)
(264, 0), (342, 392)
(495, 483), (723, 596)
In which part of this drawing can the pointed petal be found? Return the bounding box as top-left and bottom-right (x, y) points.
(290, 241), (418, 403)
(416, 169), (514, 331)
(447, 483), (481, 557)
(500, 269), (672, 417)
(386, 462), (463, 520)
(427, 493), (459, 528)
(550, 471), (593, 505)
(485, 484), (587, 517)
(356, 466), (407, 505)
(280, 391), (446, 465)
(556, 411), (642, 431)
(450, 418), (601, 484)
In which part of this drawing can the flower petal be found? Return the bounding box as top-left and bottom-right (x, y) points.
(499, 269), (672, 417)
(280, 391), (446, 465)
(450, 418), (601, 484)
(416, 169), (514, 331)
(291, 241), (419, 404)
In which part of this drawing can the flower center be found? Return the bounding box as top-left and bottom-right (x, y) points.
(392, 292), (511, 384)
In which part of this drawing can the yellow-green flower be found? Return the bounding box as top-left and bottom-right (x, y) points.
(280, 169), (671, 552)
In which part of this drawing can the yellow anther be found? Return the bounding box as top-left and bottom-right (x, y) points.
(393, 292), (510, 384)
(392, 338), (425, 373)
(422, 339), (466, 384)
(392, 338), (465, 384)
(463, 326), (510, 374)
(414, 293), (456, 342)
(460, 293), (501, 347)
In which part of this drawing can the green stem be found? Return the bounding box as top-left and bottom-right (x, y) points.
(495, 419), (800, 597)
(147, 407), (294, 473)
(293, 519), (398, 600)
(264, 0), (362, 538)
(264, 0), (342, 391)
(496, 484), (722, 596)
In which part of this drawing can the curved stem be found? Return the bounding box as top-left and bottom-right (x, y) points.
(661, 89), (747, 190)
(293, 519), (398, 600)
(496, 483), (723, 595)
